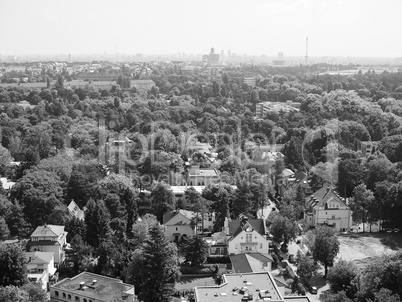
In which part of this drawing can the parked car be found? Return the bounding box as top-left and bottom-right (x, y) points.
(309, 286), (318, 294)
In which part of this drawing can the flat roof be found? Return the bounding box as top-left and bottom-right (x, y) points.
(52, 272), (134, 301)
(194, 272), (283, 302)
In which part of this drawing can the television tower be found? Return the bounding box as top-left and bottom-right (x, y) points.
(305, 37), (309, 65)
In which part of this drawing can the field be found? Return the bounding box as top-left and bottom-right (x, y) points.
(337, 232), (402, 268)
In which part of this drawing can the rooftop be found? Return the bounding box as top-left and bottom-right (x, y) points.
(52, 272), (134, 301)
(194, 272), (283, 302)
(189, 168), (218, 177)
(25, 252), (54, 264)
(228, 219), (266, 238)
(230, 253), (273, 273)
(31, 225), (65, 238)
(306, 185), (348, 210)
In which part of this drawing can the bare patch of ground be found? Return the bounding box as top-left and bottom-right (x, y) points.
(337, 233), (402, 268)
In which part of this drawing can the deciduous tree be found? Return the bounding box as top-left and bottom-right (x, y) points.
(313, 226), (339, 277)
(0, 243), (27, 286)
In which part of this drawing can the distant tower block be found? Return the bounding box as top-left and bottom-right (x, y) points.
(305, 37), (309, 65)
(278, 52), (284, 60)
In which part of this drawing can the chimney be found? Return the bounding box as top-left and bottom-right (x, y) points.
(79, 282), (85, 289)
(92, 280), (97, 285)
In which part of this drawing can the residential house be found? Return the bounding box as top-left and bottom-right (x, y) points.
(194, 271), (311, 302)
(163, 210), (196, 242)
(227, 217), (270, 255)
(130, 79), (155, 90)
(230, 252), (273, 273)
(67, 200), (85, 221)
(25, 251), (57, 290)
(0, 177), (15, 191)
(304, 185), (351, 232)
(185, 166), (220, 186)
(50, 272), (135, 302)
(287, 171), (313, 195)
(27, 225), (68, 266)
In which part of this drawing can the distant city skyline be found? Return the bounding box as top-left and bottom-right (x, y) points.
(1, 0), (402, 58)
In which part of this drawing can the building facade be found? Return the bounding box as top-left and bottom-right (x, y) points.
(304, 185), (351, 232)
(50, 272), (135, 302)
(27, 225), (68, 266)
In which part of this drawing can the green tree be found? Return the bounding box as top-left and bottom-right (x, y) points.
(268, 212), (298, 246)
(150, 183), (176, 222)
(358, 251), (402, 301)
(185, 188), (210, 232)
(129, 214), (159, 249)
(327, 260), (358, 296)
(0, 217), (10, 241)
(69, 234), (93, 274)
(374, 288), (401, 302)
(319, 291), (353, 302)
(0, 285), (29, 302)
(182, 235), (208, 266)
(10, 170), (64, 226)
(85, 199), (112, 248)
(349, 184), (376, 232)
(94, 173), (139, 237)
(0, 243), (27, 286)
(126, 223), (180, 302)
(6, 202), (30, 240)
(20, 282), (48, 302)
(202, 183), (234, 232)
(296, 254), (319, 285)
(312, 226), (340, 277)
(67, 162), (107, 208)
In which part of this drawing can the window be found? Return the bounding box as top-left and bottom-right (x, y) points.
(235, 243), (239, 249)
(208, 217), (212, 221)
(176, 227), (178, 231)
(75, 297), (80, 301)
(246, 234), (252, 243)
(260, 243), (262, 248)
(68, 294), (71, 299)
(332, 215), (335, 219)
(55, 291), (59, 297)
(84, 299), (87, 302)
(63, 293), (66, 298)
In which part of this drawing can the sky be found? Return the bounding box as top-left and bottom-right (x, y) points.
(1, 0), (402, 58)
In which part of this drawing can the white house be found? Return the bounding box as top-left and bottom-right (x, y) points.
(163, 210), (196, 242)
(25, 251), (57, 290)
(304, 185), (351, 232)
(27, 225), (68, 266)
(226, 217), (269, 255)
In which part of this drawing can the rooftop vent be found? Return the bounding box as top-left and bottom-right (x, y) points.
(79, 282), (85, 289)
(92, 280), (97, 285)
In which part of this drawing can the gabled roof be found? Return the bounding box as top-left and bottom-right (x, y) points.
(305, 185), (348, 209)
(163, 211), (192, 225)
(230, 253), (273, 273)
(293, 171), (307, 183)
(25, 252), (54, 264)
(31, 225), (65, 238)
(228, 219), (266, 238)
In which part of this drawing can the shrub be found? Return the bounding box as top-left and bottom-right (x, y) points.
(206, 256), (231, 264)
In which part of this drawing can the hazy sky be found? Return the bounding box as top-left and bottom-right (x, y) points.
(1, 0), (401, 57)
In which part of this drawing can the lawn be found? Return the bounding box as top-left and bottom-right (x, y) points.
(337, 232), (402, 268)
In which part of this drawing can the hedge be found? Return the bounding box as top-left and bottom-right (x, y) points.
(206, 256), (231, 264)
